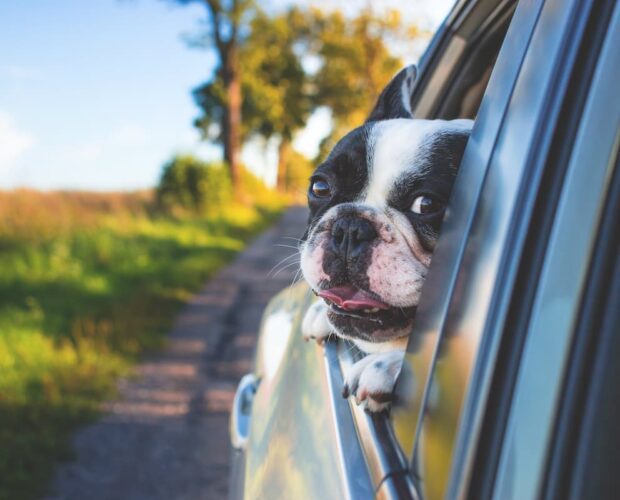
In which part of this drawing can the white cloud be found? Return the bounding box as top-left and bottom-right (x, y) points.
(63, 123), (150, 163)
(0, 111), (34, 174)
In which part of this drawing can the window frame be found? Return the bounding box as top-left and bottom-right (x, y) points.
(487, 3), (620, 497)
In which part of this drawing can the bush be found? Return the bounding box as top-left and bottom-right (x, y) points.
(156, 155), (232, 215)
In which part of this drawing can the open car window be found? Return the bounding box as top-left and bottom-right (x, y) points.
(332, 0), (518, 491)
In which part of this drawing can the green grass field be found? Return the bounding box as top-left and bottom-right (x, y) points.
(0, 190), (285, 499)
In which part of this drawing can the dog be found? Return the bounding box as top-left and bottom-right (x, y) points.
(300, 65), (472, 412)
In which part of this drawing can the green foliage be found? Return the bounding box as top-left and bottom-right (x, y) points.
(192, 6), (417, 170)
(239, 8), (312, 142)
(309, 8), (412, 163)
(311, 9), (405, 130)
(156, 155), (233, 214)
(0, 190), (285, 500)
(193, 77), (226, 140)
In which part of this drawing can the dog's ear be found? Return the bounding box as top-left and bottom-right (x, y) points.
(366, 65), (417, 123)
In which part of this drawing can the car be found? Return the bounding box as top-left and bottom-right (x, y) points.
(228, 0), (620, 498)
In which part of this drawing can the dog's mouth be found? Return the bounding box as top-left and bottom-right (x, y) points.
(317, 285), (415, 325)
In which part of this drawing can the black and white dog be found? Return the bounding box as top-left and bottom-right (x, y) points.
(300, 65), (472, 412)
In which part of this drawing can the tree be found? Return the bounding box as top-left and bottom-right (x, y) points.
(238, 8), (313, 190)
(175, 0), (255, 194)
(179, 3), (419, 188)
(310, 8), (415, 162)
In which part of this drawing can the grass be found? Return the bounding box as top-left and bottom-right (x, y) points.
(0, 189), (286, 500)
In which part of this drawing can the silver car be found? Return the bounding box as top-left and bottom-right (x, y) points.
(230, 0), (620, 498)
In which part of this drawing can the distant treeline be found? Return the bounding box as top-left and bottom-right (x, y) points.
(169, 1), (423, 194)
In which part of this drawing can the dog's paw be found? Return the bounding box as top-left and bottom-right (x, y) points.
(342, 351), (405, 413)
(302, 300), (332, 344)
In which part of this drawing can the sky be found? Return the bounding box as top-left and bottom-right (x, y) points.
(0, 0), (454, 191)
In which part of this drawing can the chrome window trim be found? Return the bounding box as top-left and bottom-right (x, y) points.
(323, 341), (376, 499)
(492, 4), (620, 497)
(413, 36), (468, 119)
(337, 343), (413, 493)
(412, 0), (516, 120)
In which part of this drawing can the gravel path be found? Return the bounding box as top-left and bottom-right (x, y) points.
(47, 207), (308, 500)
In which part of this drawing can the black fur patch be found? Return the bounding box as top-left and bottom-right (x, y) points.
(387, 130), (470, 250)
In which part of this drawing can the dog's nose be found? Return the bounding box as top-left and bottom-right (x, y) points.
(331, 217), (377, 259)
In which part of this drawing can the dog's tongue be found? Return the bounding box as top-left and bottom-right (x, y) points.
(318, 286), (390, 311)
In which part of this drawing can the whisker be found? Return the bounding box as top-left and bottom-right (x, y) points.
(268, 262), (298, 279)
(285, 267), (309, 301)
(272, 244), (301, 250)
(269, 252), (299, 271)
(267, 253), (300, 277)
(271, 260), (300, 278)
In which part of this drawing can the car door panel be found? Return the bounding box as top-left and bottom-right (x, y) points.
(492, 4), (620, 496)
(241, 284), (374, 499)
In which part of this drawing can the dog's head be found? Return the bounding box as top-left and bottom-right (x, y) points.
(300, 65), (472, 348)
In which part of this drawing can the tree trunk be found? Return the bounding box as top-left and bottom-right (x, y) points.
(277, 137), (291, 192)
(222, 47), (242, 195)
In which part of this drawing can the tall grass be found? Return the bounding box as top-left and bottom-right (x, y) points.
(0, 189), (286, 500)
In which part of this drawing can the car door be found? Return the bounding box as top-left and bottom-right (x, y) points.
(391, 0), (619, 499)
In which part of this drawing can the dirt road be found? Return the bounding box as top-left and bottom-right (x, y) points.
(47, 207), (308, 500)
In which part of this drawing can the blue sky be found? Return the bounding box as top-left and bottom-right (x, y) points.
(0, 0), (453, 191)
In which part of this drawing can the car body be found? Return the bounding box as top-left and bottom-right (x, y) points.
(229, 0), (620, 498)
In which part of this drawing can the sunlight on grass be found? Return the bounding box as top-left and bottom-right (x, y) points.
(0, 189), (287, 499)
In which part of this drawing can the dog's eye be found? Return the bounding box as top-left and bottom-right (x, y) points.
(411, 195), (443, 214)
(310, 179), (332, 198)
